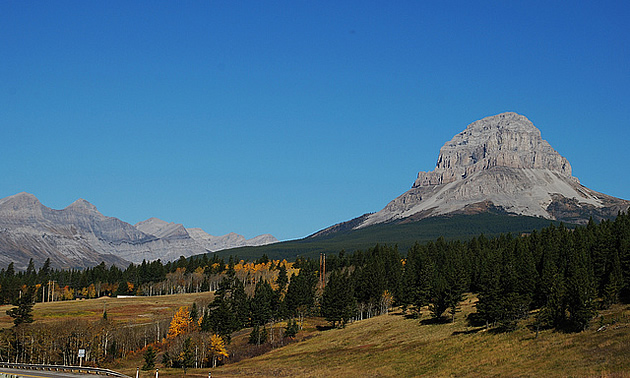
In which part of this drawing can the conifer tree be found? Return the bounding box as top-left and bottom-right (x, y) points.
(284, 319), (299, 339)
(178, 337), (194, 374)
(565, 245), (597, 331)
(142, 346), (156, 370)
(250, 280), (275, 328)
(321, 269), (355, 327)
(6, 286), (35, 326)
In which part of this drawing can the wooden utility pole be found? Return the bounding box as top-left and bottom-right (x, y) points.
(319, 253), (326, 289)
(319, 253), (322, 287)
(323, 253), (326, 289)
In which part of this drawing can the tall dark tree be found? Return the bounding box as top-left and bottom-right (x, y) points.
(321, 269), (355, 327)
(142, 345), (156, 370)
(6, 286), (35, 326)
(565, 245), (597, 331)
(250, 280), (275, 327)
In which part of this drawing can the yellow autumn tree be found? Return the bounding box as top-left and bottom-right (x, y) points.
(208, 334), (228, 368)
(167, 306), (193, 339)
(380, 290), (394, 315)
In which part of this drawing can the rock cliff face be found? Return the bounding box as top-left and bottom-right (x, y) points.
(0, 193), (278, 270)
(358, 112), (629, 228)
(413, 113), (573, 187)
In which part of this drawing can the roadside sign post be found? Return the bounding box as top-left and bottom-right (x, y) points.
(78, 349), (86, 367)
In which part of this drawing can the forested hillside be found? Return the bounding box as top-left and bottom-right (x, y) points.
(0, 212), (628, 370)
(215, 212), (566, 261)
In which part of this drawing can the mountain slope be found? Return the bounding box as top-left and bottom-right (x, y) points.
(215, 212), (562, 262)
(213, 302), (630, 377)
(355, 112), (629, 229)
(0, 193), (277, 270)
(213, 112), (628, 263)
(0, 193), (138, 270)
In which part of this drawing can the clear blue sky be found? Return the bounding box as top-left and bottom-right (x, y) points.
(1, 1), (628, 241)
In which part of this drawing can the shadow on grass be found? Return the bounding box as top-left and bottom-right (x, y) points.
(452, 327), (484, 336)
(420, 317), (451, 326)
(316, 324), (336, 331)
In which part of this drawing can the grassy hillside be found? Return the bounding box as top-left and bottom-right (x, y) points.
(215, 213), (565, 261)
(3, 292), (628, 377)
(210, 297), (630, 377)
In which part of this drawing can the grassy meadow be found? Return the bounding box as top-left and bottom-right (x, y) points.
(2, 292), (630, 377)
(0, 291), (215, 329)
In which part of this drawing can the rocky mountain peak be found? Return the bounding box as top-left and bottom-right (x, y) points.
(414, 112), (574, 188)
(0, 192), (42, 209)
(65, 198), (100, 214)
(354, 112), (630, 228)
(135, 217), (190, 239)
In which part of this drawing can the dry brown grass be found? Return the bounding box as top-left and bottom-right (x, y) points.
(4, 293), (630, 377)
(205, 297), (630, 378)
(0, 292), (215, 329)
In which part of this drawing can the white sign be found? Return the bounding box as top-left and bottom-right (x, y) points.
(78, 349), (86, 358)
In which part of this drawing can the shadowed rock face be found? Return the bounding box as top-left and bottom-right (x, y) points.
(358, 112), (629, 228)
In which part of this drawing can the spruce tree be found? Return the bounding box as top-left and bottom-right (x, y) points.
(321, 270), (355, 327)
(6, 286), (35, 326)
(142, 346), (156, 370)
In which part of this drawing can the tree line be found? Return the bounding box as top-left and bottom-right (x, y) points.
(319, 212), (630, 333)
(0, 253), (294, 304)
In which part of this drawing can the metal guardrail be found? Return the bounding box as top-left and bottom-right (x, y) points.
(0, 362), (131, 377)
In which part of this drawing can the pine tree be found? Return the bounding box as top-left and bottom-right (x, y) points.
(178, 337), (194, 374)
(284, 319), (299, 339)
(539, 272), (567, 329)
(202, 299), (236, 342)
(248, 325), (261, 345)
(321, 269), (355, 327)
(6, 286), (35, 326)
(276, 265), (289, 293)
(429, 275), (449, 320)
(190, 302), (199, 322)
(250, 280), (275, 327)
(142, 346), (156, 370)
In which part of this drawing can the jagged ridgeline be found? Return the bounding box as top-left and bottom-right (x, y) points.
(0, 193), (277, 270)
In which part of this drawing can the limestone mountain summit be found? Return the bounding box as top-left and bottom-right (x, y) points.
(327, 112), (629, 234)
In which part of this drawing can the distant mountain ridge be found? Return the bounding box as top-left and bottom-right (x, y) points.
(321, 112), (630, 235)
(0, 193), (277, 270)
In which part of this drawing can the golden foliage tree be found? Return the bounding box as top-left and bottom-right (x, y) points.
(380, 290), (394, 315)
(208, 334), (228, 368)
(167, 306), (193, 339)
